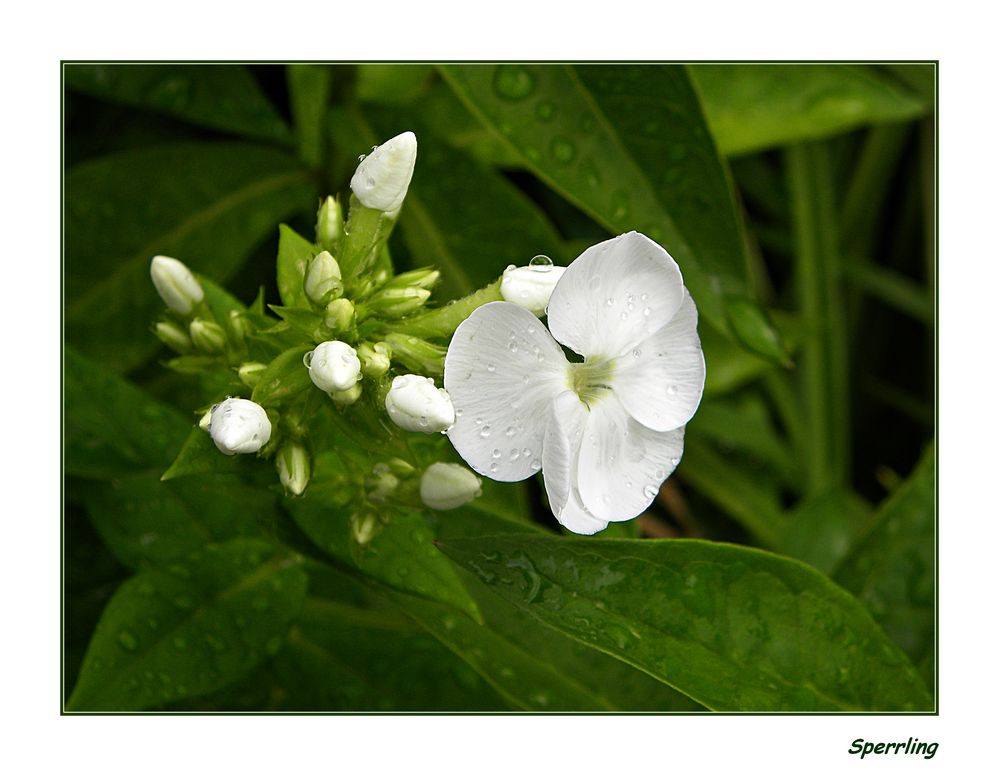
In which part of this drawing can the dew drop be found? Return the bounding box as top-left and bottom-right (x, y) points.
(480, 425), (492, 438)
(522, 447), (532, 458)
(670, 457), (680, 466)
(302, 351), (314, 368)
(535, 101), (555, 120)
(643, 485), (659, 499)
(419, 415), (428, 427)
(522, 374), (530, 385)
(509, 448), (521, 461)
(632, 348), (642, 358)
(508, 342), (518, 353)
(357, 153), (367, 163)
(486, 363), (496, 372)
(640, 293), (649, 302)
(505, 426), (517, 437)
(605, 297), (614, 307)
(118, 630), (138, 651)
(666, 384), (679, 396)
(492, 449), (502, 459)
(530, 459), (542, 471)
(529, 254), (554, 272)
(550, 136), (576, 164)
(643, 307), (652, 317)
(620, 311), (629, 321)
(490, 462), (499, 473)
(493, 65), (536, 100)
(654, 468), (665, 479)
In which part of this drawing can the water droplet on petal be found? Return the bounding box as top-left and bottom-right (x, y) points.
(492, 449), (501, 459)
(643, 485), (659, 499)
(632, 348), (642, 358)
(505, 426), (516, 437)
(509, 448), (521, 461)
(670, 457), (680, 466)
(666, 385), (678, 396)
(480, 425), (492, 438)
(508, 342), (518, 353)
(486, 363), (495, 372)
(530, 459), (542, 471)
(529, 255), (553, 272)
(605, 297), (614, 307)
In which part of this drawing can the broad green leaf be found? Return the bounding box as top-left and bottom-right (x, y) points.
(289, 494), (480, 620)
(275, 224), (316, 309)
(64, 64), (292, 143)
(79, 472), (273, 570)
(781, 490), (873, 575)
(390, 592), (613, 711)
(64, 347), (188, 479)
(356, 64), (434, 105)
(690, 64), (926, 157)
(287, 64), (333, 167)
(272, 596), (508, 711)
(67, 539), (307, 711)
(65, 142), (315, 372)
(438, 63), (767, 347)
(835, 445), (934, 683)
(353, 104), (569, 300)
(437, 535), (931, 711)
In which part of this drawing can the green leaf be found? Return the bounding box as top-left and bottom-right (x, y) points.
(79, 472), (273, 570)
(272, 595), (508, 710)
(781, 490), (873, 575)
(438, 63), (766, 345)
(389, 592), (613, 710)
(65, 142), (315, 372)
(287, 65), (333, 167)
(437, 535), (931, 711)
(289, 496), (480, 620)
(356, 64), (434, 105)
(64, 347), (188, 479)
(275, 224), (316, 309)
(161, 426), (267, 481)
(690, 64), (926, 156)
(353, 104), (569, 300)
(251, 344), (314, 407)
(67, 539), (307, 711)
(64, 64), (292, 143)
(835, 445), (935, 683)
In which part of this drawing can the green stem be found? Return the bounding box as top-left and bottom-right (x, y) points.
(786, 142), (849, 495)
(382, 280), (502, 340)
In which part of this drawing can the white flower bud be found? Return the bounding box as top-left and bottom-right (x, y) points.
(357, 342), (392, 378)
(304, 250), (343, 305)
(150, 255), (204, 315)
(189, 318), (227, 354)
(324, 298), (356, 333)
(500, 258), (567, 316)
(307, 341), (361, 393)
(154, 320), (193, 353)
(350, 131), (418, 213)
(276, 441), (311, 496)
(316, 195), (343, 249)
(420, 463), (482, 511)
(384, 374), (455, 433)
(237, 362), (268, 388)
(209, 398), (272, 455)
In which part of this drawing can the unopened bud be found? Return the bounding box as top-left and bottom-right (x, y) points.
(350, 131), (418, 213)
(155, 320), (193, 353)
(350, 511), (381, 546)
(385, 374), (455, 433)
(384, 333), (446, 375)
(366, 286), (431, 318)
(276, 441), (311, 496)
(228, 309), (252, 343)
(330, 383), (363, 405)
(304, 250), (343, 306)
(209, 398), (272, 455)
(316, 195), (344, 250)
(384, 267), (440, 291)
(356, 341), (392, 378)
(500, 259), (567, 316)
(199, 409), (213, 431)
(150, 255), (204, 315)
(366, 463), (399, 503)
(386, 458), (416, 478)
(237, 362), (268, 388)
(420, 463), (482, 511)
(324, 298), (356, 333)
(306, 341), (361, 393)
(189, 318), (227, 354)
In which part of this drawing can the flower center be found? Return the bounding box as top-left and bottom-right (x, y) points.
(569, 359), (615, 408)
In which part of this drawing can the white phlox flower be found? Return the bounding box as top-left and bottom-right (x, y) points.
(444, 232), (705, 535)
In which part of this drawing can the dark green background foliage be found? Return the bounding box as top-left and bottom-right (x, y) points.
(63, 63), (935, 711)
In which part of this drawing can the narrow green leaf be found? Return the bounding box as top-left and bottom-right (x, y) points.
(64, 64), (292, 143)
(66, 143), (315, 372)
(691, 64), (927, 156)
(835, 445), (935, 684)
(67, 539), (307, 711)
(64, 347), (188, 479)
(438, 63), (769, 347)
(251, 344), (314, 407)
(79, 472), (273, 570)
(437, 535), (931, 711)
(287, 65), (333, 167)
(275, 224), (316, 309)
(160, 427), (263, 481)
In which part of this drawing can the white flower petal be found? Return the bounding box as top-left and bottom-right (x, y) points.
(444, 302), (569, 481)
(547, 232), (686, 359)
(542, 391), (608, 535)
(576, 393), (685, 522)
(611, 290), (705, 432)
